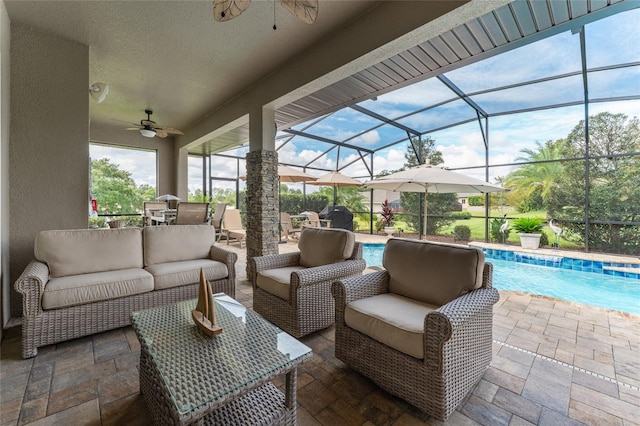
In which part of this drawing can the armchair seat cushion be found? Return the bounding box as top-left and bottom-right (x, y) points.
(42, 268), (154, 310)
(145, 259), (228, 290)
(256, 266), (306, 301)
(345, 293), (438, 359)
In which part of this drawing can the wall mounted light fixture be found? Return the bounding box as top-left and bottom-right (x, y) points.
(89, 83), (109, 103)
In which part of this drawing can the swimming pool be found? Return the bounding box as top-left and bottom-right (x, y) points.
(362, 244), (640, 315)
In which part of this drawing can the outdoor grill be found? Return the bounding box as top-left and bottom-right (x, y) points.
(319, 205), (353, 231)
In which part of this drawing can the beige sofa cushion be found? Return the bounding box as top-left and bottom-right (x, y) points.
(42, 268), (154, 310)
(145, 259), (228, 290)
(384, 239), (485, 306)
(345, 293), (438, 359)
(35, 228), (143, 278)
(144, 224), (215, 266)
(256, 266), (306, 301)
(298, 227), (355, 268)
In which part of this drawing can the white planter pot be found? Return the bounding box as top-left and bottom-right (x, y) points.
(384, 227), (395, 237)
(519, 233), (541, 250)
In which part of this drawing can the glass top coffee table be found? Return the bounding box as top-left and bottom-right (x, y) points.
(131, 294), (312, 425)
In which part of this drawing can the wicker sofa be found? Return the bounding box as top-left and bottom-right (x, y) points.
(250, 227), (366, 338)
(332, 238), (499, 421)
(14, 224), (237, 358)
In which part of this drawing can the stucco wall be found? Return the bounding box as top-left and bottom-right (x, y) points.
(9, 23), (89, 316)
(1, 0), (10, 332)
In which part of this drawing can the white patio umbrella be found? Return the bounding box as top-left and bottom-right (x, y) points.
(156, 194), (181, 201)
(364, 164), (505, 237)
(277, 165), (317, 183)
(305, 171), (362, 205)
(239, 164), (317, 183)
(156, 194), (181, 208)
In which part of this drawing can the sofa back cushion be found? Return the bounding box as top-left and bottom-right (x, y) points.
(298, 227), (355, 268)
(35, 228), (143, 278)
(144, 224), (215, 266)
(383, 238), (485, 306)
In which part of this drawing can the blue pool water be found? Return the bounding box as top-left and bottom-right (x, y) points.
(362, 244), (640, 315)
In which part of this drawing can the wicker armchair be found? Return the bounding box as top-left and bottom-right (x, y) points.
(250, 227), (365, 338)
(332, 238), (499, 421)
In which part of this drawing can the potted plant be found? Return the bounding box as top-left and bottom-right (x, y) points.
(380, 200), (395, 237)
(512, 217), (544, 249)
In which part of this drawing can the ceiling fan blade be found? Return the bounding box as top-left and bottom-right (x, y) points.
(141, 120), (157, 127)
(213, 0), (251, 22)
(279, 0), (318, 24)
(160, 127), (184, 135)
(155, 129), (169, 138)
(124, 127), (142, 131)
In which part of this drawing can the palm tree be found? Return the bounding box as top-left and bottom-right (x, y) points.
(505, 141), (564, 211)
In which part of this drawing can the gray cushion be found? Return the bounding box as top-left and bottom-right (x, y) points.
(42, 268), (153, 309)
(298, 227), (355, 268)
(345, 293), (438, 359)
(256, 266), (306, 300)
(384, 238), (485, 306)
(35, 228), (143, 278)
(145, 259), (228, 290)
(143, 224), (215, 266)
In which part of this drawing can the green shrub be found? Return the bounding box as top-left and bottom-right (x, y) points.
(468, 195), (484, 206)
(450, 211), (472, 220)
(490, 218), (510, 242)
(453, 225), (471, 241)
(539, 232), (549, 246)
(512, 217), (544, 233)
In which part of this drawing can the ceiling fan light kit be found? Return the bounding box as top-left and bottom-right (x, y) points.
(140, 128), (157, 138)
(124, 109), (184, 139)
(89, 82), (109, 103)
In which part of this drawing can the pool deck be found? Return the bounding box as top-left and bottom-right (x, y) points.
(1, 234), (639, 425)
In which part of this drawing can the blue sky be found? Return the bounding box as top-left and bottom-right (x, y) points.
(92, 7), (640, 195)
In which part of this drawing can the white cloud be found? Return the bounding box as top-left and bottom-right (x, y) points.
(351, 130), (380, 146)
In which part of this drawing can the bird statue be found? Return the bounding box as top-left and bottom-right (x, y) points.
(499, 214), (509, 244)
(549, 218), (563, 248)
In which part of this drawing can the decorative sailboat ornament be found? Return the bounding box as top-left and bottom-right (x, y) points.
(192, 269), (223, 336)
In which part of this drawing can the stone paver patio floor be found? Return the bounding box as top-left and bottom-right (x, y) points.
(1, 236), (639, 425)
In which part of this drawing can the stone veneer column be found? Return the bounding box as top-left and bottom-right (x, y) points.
(245, 150), (279, 280)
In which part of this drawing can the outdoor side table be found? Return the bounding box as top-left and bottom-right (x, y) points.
(130, 294), (312, 425)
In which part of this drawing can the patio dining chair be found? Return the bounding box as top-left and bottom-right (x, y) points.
(174, 202), (211, 225)
(211, 203), (227, 239)
(143, 201), (169, 226)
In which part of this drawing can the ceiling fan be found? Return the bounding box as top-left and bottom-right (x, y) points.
(213, 0), (318, 26)
(125, 109), (184, 138)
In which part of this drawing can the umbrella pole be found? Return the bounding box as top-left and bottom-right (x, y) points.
(278, 179), (286, 245)
(423, 192), (428, 240)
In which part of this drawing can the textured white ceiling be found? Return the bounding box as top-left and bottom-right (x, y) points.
(5, 0), (379, 133)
